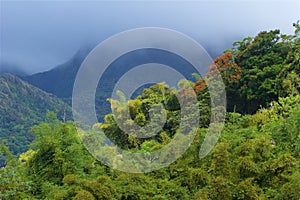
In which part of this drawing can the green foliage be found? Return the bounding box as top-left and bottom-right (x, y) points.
(210, 142), (231, 177)
(234, 178), (264, 200)
(0, 166), (31, 199)
(25, 117), (95, 196)
(0, 146), (31, 199)
(0, 74), (72, 166)
(73, 190), (95, 200)
(1, 96), (300, 199)
(1, 24), (300, 199)
(224, 24), (300, 113)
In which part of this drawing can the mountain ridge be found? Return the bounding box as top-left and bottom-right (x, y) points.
(21, 47), (200, 122)
(22, 47), (93, 98)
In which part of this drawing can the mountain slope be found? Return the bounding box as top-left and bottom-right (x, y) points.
(22, 47), (199, 122)
(22, 47), (199, 98)
(22, 47), (92, 98)
(0, 73), (72, 166)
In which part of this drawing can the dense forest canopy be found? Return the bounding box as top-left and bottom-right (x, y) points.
(0, 23), (299, 199)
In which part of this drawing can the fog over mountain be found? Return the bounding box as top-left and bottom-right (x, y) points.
(1, 1), (299, 74)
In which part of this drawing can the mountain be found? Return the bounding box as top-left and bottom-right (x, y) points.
(22, 47), (92, 98)
(0, 73), (72, 166)
(22, 47), (199, 121)
(23, 47), (199, 96)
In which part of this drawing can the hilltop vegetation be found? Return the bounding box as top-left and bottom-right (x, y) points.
(1, 93), (299, 199)
(0, 23), (299, 199)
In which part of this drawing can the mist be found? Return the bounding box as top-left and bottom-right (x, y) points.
(1, 0), (299, 74)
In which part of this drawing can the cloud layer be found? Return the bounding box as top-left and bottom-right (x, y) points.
(1, 1), (299, 74)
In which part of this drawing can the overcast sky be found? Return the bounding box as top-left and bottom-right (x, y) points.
(0, 1), (299, 74)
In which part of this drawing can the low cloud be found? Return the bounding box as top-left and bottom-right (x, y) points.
(1, 1), (299, 74)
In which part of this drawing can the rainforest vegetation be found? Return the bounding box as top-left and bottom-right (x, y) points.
(0, 23), (299, 199)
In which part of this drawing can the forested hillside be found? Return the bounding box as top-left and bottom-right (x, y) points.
(0, 23), (299, 199)
(1, 92), (299, 199)
(0, 74), (72, 166)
